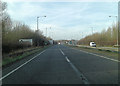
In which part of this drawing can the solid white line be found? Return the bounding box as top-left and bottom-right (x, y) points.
(72, 48), (120, 62)
(59, 49), (65, 55)
(65, 56), (70, 62)
(0, 50), (46, 81)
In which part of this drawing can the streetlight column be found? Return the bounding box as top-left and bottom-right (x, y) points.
(36, 16), (46, 46)
(46, 27), (47, 37)
(90, 27), (94, 35)
(49, 27), (52, 38)
(37, 17), (39, 31)
(36, 16), (46, 31)
(90, 27), (94, 41)
(109, 16), (118, 46)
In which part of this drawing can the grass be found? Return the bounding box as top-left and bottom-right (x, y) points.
(2, 45), (51, 67)
(67, 45), (118, 60)
(98, 49), (102, 51)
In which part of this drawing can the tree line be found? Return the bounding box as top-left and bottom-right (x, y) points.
(77, 24), (119, 47)
(1, 1), (50, 54)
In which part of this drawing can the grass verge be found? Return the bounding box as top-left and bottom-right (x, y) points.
(67, 45), (118, 60)
(2, 45), (51, 67)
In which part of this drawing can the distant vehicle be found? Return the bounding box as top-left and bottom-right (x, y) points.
(90, 42), (96, 47)
(58, 42), (61, 45)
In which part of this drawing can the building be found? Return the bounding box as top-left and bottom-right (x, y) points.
(19, 39), (33, 46)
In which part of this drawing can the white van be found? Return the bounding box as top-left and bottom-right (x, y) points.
(90, 42), (96, 47)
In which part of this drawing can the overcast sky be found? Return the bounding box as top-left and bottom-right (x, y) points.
(3, 0), (118, 40)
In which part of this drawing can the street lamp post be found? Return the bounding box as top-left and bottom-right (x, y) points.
(109, 15), (118, 46)
(36, 16), (46, 46)
(90, 27), (94, 41)
(49, 27), (52, 38)
(46, 27), (47, 37)
(37, 17), (39, 31)
(37, 16), (46, 31)
(90, 27), (94, 35)
(45, 27), (52, 38)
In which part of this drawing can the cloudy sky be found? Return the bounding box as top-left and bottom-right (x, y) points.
(3, 0), (118, 40)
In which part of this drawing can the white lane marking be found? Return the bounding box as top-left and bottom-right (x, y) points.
(72, 48), (120, 62)
(59, 47), (90, 84)
(59, 49), (65, 55)
(65, 56), (90, 84)
(69, 62), (90, 84)
(0, 50), (46, 81)
(65, 56), (70, 62)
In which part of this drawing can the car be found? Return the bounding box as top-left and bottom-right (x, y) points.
(90, 42), (96, 47)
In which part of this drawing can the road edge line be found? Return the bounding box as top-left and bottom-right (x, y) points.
(72, 48), (119, 62)
(0, 50), (46, 81)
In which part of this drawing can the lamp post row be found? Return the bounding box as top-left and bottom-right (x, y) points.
(88, 16), (118, 46)
(37, 16), (52, 38)
(37, 15), (118, 46)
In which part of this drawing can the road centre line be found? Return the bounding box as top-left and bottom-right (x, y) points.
(65, 56), (70, 62)
(59, 49), (65, 55)
(59, 48), (90, 84)
(69, 61), (90, 84)
(0, 50), (46, 81)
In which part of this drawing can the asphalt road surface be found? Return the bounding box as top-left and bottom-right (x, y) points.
(1, 44), (118, 84)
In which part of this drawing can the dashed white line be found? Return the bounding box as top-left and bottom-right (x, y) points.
(59, 49), (65, 55)
(65, 56), (90, 84)
(59, 49), (70, 62)
(69, 61), (90, 84)
(0, 50), (46, 81)
(65, 56), (70, 62)
(59, 48), (90, 84)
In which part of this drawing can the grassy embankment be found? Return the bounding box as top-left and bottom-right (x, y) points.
(67, 44), (118, 60)
(2, 45), (51, 67)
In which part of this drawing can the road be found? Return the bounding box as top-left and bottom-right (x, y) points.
(2, 45), (118, 84)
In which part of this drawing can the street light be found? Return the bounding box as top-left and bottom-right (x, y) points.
(46, 27), (47, 37)
(37, 16), (46, 31)
(36, 16), (46, 46)
(89, 27), (95, 35)
(49, 27), (52, 38)
(91, 27), (93, 35)
(45, 27), (52, 38)
(89, 27), (95, 42)
(109, 15), (118, 46)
